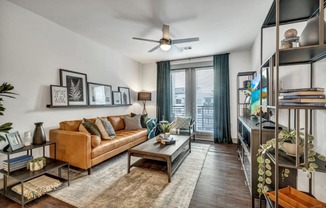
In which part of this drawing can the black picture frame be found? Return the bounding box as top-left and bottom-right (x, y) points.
(118, 87), (131, 105)
(5, 131), (24, 151)
(50, 85), (68, 107)
(60, 69), (88, 106)
(112, 91), (122, 105)
(87, 82), (113, 106)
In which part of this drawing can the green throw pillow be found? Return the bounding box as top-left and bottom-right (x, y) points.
(81, 121), (102, 137)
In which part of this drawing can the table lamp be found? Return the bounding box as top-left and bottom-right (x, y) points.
(138, 92), (151, 115)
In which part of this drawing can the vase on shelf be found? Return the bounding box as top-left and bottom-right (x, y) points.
(299, 15), (326, 47)
(23, 131), (32, 146)
(33, 122), (46, 145)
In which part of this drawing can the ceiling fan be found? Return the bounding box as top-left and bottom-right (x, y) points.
(132, 24), (199, 52)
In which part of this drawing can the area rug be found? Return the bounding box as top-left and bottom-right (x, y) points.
(49, 143), (209, 208)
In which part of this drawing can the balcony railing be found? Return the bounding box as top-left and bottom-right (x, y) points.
(171, 105), (214, 132)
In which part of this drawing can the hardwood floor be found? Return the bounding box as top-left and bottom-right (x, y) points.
(0, 140), (255, 208)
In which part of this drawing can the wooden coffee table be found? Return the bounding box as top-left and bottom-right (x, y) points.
(127, 135), (191, 182)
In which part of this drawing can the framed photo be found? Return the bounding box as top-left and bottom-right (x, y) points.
(118, 87), (131, 105)
(50, 85), (68, 106)
(60, 69), (88, 106)
(5, 131), (24, 151)
(88, 82), (112, 105)
(112, 91), (122, 105)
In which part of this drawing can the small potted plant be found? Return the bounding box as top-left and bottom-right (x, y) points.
(278, 130), (304, 157)
(160, 123), (171, 138)
(27, 157), (46, 171)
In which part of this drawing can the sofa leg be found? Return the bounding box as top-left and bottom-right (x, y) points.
(88, 168), (92, 175)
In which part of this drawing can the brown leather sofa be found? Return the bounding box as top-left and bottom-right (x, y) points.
(49, 115), (147, 174)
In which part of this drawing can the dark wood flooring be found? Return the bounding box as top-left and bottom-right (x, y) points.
(0, 140), (255, 208)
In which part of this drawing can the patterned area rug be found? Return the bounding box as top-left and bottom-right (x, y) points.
(49, 143), (209, 208)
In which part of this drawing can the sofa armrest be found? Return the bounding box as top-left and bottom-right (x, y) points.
(49, 129), (91, 170)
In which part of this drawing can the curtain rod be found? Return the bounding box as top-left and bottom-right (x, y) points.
(158, 53), (230, 63)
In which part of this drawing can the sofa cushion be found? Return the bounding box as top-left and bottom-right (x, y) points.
(79, 121), (101, 137)
(131, 113), (149, 128)
(95, 117), (116, 139)
(60, 120), (83, 131)
(91, 135), (101, 148)
(107, 116), (125, 131)
(124, 115), (142, 130)
(171, 116), (192, 129)
(91, 129), (147, 158)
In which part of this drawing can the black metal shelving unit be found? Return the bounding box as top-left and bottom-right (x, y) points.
(0, 142), (70, 207)
(258, 0), (326, 207)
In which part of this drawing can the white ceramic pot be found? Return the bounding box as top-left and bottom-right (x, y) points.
(164, 133), (170, 138)
(281, 143), (303, 157)
(29, 161), (45, 171)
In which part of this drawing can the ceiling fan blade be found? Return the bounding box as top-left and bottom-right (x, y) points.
(148, 45), (160, 52)
(172, 37), (199, 44)
(162, 25), (170, 40)
(172, 44), (183, 53)
(133, 37), (160, 43)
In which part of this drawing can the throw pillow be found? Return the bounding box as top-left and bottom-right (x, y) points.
(174, 116), (192, 129)
(79, 121), (102, 137)
(131, 112), (148, 128)
(95, 117), (116, 139)
(124, 115), (142, 130)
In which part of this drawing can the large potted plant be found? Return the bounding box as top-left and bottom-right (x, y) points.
(0, 83), (17, 142)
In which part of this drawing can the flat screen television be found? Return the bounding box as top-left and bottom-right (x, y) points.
(250, 69), (268, 116)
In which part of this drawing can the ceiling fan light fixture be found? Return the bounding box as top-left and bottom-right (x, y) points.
(160, 44), (171, 51)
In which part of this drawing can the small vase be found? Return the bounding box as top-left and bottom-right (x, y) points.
(23, 131), (32, 146)
(33, 122), (46, 145)
(299, 15), (326, 47)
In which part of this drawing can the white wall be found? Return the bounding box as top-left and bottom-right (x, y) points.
(141, 63), (157, 118)
(0, 0), (143, 157)
(251, 21), (326, 202)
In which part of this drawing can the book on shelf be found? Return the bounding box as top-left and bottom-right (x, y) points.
(3, 160), (30, 168)
(3, 155), (33, 165)
(279, 87), (324, 93)
(279, 102), (326, 107)
(279, 98), (326, 103)
(279, 91), (325, 96)
(279, 95), (326, 100)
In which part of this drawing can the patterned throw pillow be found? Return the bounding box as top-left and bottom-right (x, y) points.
(131, 113), (148, 128)
(124, 115), (142, 130)
(79, 121), (102, 137)
(173, 116), (191, 129)
(95, 117), (116, 139)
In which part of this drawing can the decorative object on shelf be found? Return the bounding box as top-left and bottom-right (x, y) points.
(278, 130), (304, 157)
(11, 175), (62, 200)
(27, 157), (46, 171)
(299, 15), (326, 47)
(87, 82), (112, 106)
(33, 122), (46, 145)
(50, 85), (68, 107)
(60, 69), (88, 106)
(138, 91), (151, 115)
(5, 131), (24, 151)
(23, 131), (32, 146)
(160, 123), (171, 138)
(266, 186), (326, 208)
(118, 87), (131, 105)
(281, 28), (299, 49)
(112, 91), (122, 105)
(0, 82), (17, 142)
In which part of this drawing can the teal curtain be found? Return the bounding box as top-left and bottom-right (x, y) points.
(156, 61), (171, 122)
(213, 54), (232, 144)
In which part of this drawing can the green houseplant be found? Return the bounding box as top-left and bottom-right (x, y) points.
(160, 123), (171, 138)
(0, 83), (17, 142)
(257, 130), (326, 195)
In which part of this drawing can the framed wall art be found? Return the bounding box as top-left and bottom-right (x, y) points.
(88, 82), (112, 105)
(118, 87), (130, 105)
(112, 91), (122, 105)
(5, 131), (24, 151)
(50, 85), (68, 106)
(60, 69), (87, 106)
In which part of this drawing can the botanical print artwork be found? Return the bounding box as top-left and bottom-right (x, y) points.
(67, 76), (84, 102)
(118, 87), (130, 105)
(122, 91), (128, 104)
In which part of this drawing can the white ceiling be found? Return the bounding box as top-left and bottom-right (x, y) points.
(9, 0), (273, 64)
